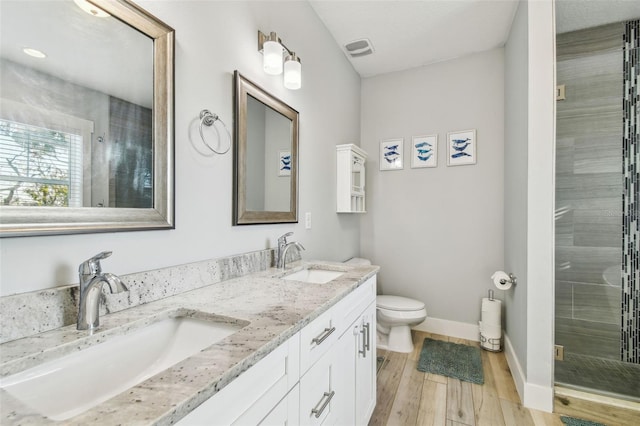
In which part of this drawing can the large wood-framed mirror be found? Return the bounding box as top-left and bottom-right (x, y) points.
(233, 71), (298, 225)
(0, 0), (174, 237)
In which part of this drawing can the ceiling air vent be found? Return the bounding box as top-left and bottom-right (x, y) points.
(344, 38), (374, 58)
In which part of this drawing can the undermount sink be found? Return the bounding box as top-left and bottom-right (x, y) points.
(283, 268), (345, 284)
(0, 312), (247, 421)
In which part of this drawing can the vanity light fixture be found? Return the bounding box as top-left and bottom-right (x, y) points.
(258, 30), (302, 90)
(73, 0), (110, 18)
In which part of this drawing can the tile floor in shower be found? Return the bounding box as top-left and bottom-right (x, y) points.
(555, 352), (640, 401)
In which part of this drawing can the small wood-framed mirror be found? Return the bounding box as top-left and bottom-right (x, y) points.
(233, 71), (298, 225)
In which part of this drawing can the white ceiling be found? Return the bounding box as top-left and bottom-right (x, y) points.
(309, 0), (519, 78)
(309, 0), (640, 79)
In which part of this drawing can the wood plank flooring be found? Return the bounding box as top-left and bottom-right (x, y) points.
(369, 331), (639, 426)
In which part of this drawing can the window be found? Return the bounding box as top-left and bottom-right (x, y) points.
(0, 119), (83, 207)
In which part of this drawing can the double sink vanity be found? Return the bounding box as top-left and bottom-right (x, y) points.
(0, 258), (379, 425)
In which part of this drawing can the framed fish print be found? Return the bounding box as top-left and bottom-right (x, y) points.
(278, 150), (291, 176)
(447, 129), (476, 166)
(380, 138), (403, 170)
(411, 135), (437, 168)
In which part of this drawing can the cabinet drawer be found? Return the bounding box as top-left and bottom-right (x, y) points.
(259, 383), (300, 425)
(299, 276), (376, 373)
(299, 349), (338, 426)
(176, 333), (300, 425)
(299, 304), (340, 374)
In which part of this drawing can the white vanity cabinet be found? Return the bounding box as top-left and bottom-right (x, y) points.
(176, 275), (377, 426)
(299, 275), (377, 426)
(336, 144), (367, 213)
(176, 334), (300, 426)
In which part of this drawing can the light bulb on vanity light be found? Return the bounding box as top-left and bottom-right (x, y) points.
(262, 32), (283, 75)
(284, 53), (301, 90)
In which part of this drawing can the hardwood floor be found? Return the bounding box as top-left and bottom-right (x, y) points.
(369, 331), (639, 426)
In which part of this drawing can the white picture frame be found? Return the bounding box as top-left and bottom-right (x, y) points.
(447, 129), (476, 166)
(380, 138), (404, 170)
(411, 135), (438, 168)
(278, 150), (291, 176)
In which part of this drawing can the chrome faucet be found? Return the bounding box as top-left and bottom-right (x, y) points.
(77, 251), (127, 331)
(276, 232), (294, 268)
(281, 241), (305, 270)
(276, 232), (305, 269)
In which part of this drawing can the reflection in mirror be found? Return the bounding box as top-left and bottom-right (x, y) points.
(0, 0), (174, 236)
(245, 95), (292, 212)
(234, 71), (298, 225)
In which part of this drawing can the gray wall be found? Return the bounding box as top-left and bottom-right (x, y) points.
(360, 48), (505, 325)
(0, 1), (362, 296)
(502, 0), (555, 410)
(504, 0), (529, 374)
(264, 107), (291, 212)
(555, 23), (624, 360)
(246, 96), (266, 211)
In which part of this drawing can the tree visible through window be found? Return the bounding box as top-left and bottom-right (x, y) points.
(0, 119), (82, 207)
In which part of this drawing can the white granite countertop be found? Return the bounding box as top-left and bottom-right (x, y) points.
(0, 261), (379, 425)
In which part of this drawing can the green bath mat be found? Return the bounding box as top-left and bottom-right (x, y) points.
(417, 338), (484, 385)
(560, 416), (606, 426)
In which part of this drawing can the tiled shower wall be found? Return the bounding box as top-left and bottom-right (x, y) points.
(555, 23), (623, 361)
(622, 19), (639, 364)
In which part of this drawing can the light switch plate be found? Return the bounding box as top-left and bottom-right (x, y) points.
(305, 212), (312, 229)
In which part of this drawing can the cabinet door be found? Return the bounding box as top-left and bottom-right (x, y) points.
(355, 302), (376, 425)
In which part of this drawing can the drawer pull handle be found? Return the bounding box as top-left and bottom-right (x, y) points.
(312, 327), (335, 345)
(359, 322), (370, 357)
(364, 322), (371, 352)
(311, 391), (335, 418)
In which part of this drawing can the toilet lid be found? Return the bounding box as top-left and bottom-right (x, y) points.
(377, 295), (425, 311)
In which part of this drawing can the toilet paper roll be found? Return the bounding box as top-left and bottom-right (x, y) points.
(491, 270), (513, 290)
(481, 324), (502, 338)
(481, 303), (502, 327)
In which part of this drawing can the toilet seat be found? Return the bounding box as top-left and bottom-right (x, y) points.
(377, 295), (425, 311)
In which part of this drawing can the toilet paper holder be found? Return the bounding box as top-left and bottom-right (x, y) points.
(491, 271), (517, 287)
(500, 273), (517, 286)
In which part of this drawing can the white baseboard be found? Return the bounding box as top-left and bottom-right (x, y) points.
(504, 334), (525, 403)
(412, 317), (480, 342)
(504, 334), (553, 412)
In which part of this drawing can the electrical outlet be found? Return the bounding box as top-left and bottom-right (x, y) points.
(305, 212), (312, 229)
(555, 345), (564, 361)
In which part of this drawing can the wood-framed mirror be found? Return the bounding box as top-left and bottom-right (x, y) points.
(0, 0), (174, 237)
(233, 71), (298, 225)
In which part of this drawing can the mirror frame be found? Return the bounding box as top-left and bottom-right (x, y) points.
(233, 71), (299, 225)
(0, 0), (175, 237)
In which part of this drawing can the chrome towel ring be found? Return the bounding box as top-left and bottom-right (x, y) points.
(198, 109), (231, 155)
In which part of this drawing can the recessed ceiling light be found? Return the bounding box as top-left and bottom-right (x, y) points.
(23, 48), (46, 59)
(73, 0), (110, 18)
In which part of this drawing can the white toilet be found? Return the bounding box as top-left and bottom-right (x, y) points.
(343, 257), (427, 354)
(376, 295), (427, 353)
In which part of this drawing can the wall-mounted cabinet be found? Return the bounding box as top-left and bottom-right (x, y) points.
(337, 144), (367, 213)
